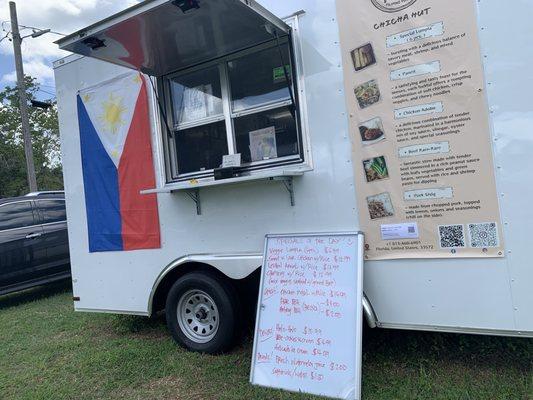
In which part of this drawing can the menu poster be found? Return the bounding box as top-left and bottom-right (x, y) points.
(250, 233), (364, 400)
(336, 0), (504, 260)
(249, 126), (278, 162)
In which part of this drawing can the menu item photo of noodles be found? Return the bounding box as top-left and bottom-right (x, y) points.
(354, 79), (381, 109)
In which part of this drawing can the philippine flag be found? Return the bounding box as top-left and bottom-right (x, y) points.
(77, 72), (161, 252)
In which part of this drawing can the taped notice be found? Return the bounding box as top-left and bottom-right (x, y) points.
(222, 153), (242, 168)
(381, 223), (419, 240)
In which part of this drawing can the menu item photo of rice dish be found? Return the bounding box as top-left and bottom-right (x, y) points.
(359, 117), (385, 144)
(366, 192), (395, 220)
(354, 79), (381, 109)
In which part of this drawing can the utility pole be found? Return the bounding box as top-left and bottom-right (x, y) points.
(10, 1), (37, 192)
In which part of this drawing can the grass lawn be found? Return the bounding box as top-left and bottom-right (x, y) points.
(0, 282), (531, 400)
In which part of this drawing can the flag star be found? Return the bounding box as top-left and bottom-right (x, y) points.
(100, 94), (126, 134)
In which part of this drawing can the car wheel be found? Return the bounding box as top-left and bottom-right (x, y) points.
(165, 271), (241, 354)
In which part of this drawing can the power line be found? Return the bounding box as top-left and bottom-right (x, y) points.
(0, 31), (10, 44)
(1, 20), (11, 44)
(37, 88), (56, 96)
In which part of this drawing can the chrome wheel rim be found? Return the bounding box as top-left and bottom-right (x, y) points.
(177, 289), (219, 343)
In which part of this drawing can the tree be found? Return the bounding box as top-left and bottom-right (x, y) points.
(0, 76), (63, 198)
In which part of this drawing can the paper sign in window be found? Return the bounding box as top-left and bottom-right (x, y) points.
(249, 126), (278, 162)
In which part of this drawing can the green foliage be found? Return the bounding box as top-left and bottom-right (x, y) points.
(0, 76), (63, 198)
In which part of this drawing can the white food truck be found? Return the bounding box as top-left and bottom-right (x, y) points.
(54, 0), (533, 353)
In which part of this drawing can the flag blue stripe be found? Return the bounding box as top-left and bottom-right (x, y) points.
(77, 96), (124, 252)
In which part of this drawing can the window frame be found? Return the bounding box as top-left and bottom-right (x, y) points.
(35, 199), (67, 226)
(167, 64), (226, 130)
(0, 201), (39, 232)
(160, 32), (307, 182)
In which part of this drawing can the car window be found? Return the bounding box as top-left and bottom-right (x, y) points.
(0, 202), (35, 231)
(38, 200), (66, 224)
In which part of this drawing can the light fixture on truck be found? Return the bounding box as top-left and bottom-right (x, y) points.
(81, 37), (106, 50)
(172, 0), (200, 13)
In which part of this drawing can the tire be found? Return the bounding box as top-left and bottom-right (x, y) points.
(165, 272), (241, 354)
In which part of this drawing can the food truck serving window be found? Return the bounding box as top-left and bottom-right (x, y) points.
(56, 0), (306, 183)
(164, 38), (301, 179)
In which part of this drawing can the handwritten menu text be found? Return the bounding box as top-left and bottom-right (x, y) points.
(251, 234), (361, 399)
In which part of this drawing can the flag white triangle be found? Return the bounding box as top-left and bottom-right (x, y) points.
(79, 72), (143, 168)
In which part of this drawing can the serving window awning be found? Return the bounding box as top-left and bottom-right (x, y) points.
(56, 0), (290, 77)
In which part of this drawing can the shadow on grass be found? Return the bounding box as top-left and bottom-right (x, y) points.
(92, 311), (171, 342)
(0, 279), (72, 311)
(106, 311), (532, 373)
(362, 326), (532, 371)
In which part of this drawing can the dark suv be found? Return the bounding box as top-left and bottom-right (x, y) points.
(0, 192), (70, 295)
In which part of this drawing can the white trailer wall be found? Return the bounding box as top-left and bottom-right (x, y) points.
(476, 0), (533, 333)
(259, 0), (532, 335)
(54, 0), (532, 335)
(54, 3), (359, 315)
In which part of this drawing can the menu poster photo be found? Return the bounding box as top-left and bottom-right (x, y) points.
(249, 126), (278, 162)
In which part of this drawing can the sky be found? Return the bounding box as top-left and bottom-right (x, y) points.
(0, 0), (139, 101)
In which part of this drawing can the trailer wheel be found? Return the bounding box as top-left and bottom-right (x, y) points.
(165, 272), (240, 354)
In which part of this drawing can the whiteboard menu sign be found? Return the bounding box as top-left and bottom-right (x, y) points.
(250, 233), (364, 400)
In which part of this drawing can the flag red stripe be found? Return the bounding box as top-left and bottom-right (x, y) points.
(118, 77), (161, 251)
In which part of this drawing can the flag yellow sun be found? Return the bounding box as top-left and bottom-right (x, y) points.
(100, 94), (127, 134)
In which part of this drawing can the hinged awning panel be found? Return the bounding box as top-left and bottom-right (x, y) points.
(56, 0), (290, 77)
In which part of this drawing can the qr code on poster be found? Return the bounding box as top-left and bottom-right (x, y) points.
(438, 224), (466, 248)
(468, 222), (499, 248)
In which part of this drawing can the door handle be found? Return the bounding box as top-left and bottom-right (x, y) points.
(25, 232), (42, 239)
